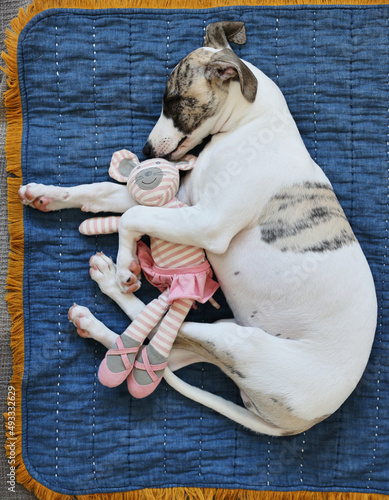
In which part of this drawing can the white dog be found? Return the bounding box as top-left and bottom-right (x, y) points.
(19, 21), (377, 436)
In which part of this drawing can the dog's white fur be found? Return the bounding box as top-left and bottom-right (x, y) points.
(19, 23), (377, 436)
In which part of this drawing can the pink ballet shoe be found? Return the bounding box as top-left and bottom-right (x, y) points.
(98, 337), (141, 388)
(127, 347), (168, 398)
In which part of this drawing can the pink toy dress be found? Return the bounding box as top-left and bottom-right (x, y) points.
(80, 150), (219, 398)
(136, 212), (218, 306)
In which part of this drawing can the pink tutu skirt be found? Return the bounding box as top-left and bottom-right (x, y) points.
(137, 241), (219, 304)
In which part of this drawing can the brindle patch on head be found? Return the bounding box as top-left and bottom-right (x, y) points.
(259, 182), (357, 253)
(163, 49), (225, 135)
(162, 47), (256, 136)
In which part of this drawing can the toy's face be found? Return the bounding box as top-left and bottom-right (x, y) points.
(128, 159), (180, 207)
(133, 166), (164, 191)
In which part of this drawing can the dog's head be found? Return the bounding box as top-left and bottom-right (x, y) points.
(143, 21), (258, 160)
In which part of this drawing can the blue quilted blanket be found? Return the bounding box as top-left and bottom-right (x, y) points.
(11, 4), (389, 498)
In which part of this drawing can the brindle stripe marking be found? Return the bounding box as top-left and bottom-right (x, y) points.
(260, 182), (356, 253)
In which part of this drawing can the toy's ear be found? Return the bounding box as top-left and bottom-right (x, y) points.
(109, 150), (140, 182)
(175, 154), (197, 171)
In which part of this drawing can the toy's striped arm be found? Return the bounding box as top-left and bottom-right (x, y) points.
(79, 216), (121, 236)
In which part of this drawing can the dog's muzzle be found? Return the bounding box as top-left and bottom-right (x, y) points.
(143, 136), (188, 160)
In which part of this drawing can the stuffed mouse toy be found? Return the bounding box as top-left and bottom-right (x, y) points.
(80, 150), (219, 398)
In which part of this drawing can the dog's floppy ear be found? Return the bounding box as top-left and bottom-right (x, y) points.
(205, 48), (257, 103)
(204, 21), (246, 50)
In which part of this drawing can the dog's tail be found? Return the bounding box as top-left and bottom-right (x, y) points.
(163, 367), (286, 436)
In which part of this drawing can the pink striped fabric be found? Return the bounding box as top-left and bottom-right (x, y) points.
(79, 216), (121, 235)
(150, 298), (193, 356)
(128, 160), (180, 207)
(150, 237), (206, 269)
(123, 291), (170, 344)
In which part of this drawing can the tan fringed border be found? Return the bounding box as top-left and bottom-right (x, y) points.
(77, 490), (389, 500)
(2, 1), (389, 499)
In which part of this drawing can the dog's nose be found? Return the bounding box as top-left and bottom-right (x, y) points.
(142, 140), (154, 158)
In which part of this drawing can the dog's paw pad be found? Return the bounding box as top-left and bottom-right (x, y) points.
(116, 269), (141, 294)
(33, 196), (52, 211)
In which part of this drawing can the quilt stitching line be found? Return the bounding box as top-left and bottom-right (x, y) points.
(366, 14), (389, 487)
(91, 18), (98, 486)
(162, 392), (168, 476)
(54, 22), (63, 482)
(299, 431), (306, 485)
(266, 441), (271, 486)
(275, 16), (280, 84)
(313, 10), (318, 164)
(198, 365), (204, 476)
(350, 10), (355, 226)
(166, 20), (171, 77)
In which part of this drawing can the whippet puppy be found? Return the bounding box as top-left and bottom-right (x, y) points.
(19, 22), (377, 436)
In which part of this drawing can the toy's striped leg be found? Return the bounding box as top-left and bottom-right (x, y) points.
(149, 298), (193, 357)
(98, 290), (171, 387)
(122, 290), (170, 344)
(128, 298), (193, 398)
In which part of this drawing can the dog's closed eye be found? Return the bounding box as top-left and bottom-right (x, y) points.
(164, 94), (180, 104)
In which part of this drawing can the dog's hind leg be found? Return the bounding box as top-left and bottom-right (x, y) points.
(84, 254), (324, 435)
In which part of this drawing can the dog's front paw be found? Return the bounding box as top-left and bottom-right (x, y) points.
(18, 183), (69, 211)
(116, 259), (142, 294)
(89, 252), (119, 295)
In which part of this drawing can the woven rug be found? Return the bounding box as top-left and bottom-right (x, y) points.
(3, 1), (389, 499)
